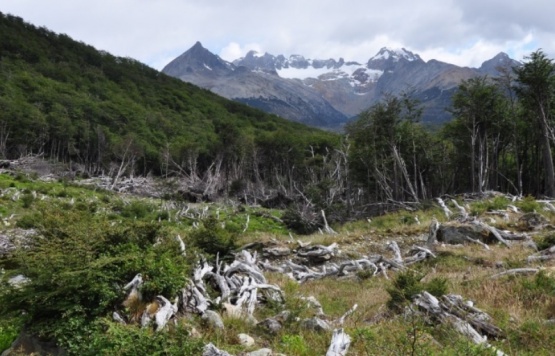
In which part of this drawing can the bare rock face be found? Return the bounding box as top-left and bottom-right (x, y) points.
(162, 42), (348, 129)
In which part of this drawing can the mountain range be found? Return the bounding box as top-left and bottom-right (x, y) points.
(163, 42), (521, 129)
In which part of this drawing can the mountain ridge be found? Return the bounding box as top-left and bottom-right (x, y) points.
(163, 42), (521, 127)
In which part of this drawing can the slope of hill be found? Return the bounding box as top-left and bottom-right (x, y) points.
(0, 13), (336, 177)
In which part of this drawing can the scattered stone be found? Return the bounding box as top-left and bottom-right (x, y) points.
(202, 310), (224, 330)
(246, 348), (273, 356)
(7, 274), (30, 288)
(189, 327), (202, 339)
(203, 343), (233, 356)
(301, 317), (332, 332)
(222, 302), (242, 319)
(237, 333), (255, 347)
(257, 317), (282, 334)
(0, 229), (37, 256)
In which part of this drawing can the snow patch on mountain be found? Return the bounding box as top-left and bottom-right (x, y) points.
(277, 62), (383, 85)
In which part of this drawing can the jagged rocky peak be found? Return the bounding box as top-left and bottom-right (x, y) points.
(288, 54), (310, 68)
(479, 52), (521, 75)
(234, 50), (277, 73)
(162, 41), (233, 77)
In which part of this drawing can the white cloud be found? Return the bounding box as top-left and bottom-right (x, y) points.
(219, 42), (264, 61)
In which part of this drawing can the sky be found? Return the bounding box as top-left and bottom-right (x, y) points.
(1, 0), (554, 71)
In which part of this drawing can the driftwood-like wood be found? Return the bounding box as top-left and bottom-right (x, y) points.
(153, 296), (178, 331)
(412, 292), (504, 354)
(258, 241), (435, 283)
(437, 198), (452, 218)
(528, 245), (555, 263)
(326, 328), (351, 356)
(451, 199), (469, 221)
(472, 221), (510, 247)
(490, 268), (540, 279)
(427, 218), (440, 245)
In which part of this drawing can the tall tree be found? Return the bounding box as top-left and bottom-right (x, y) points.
(346, 93), (427, 202)
(449, 76), (507, 193)
(514, 50), (555, 197)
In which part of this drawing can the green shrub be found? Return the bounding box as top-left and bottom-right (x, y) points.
(517, 196), (542, 213)
(56, 189), (69, 198)
(189, 216), (238, 258)
(282, 205), (321, 235)
(280, 334), (309, 355)
(70, 319), (203, 355)
(20, 193), (35, 208)
(120, 200), (154, 219)
(537, 234), (555, 251)
(387, 270), (448, 312)
(520, 271), (555, 299)
(470, 196), (510, 216)
(1, 206), (191, 348)
(156, 210), (170, 221)
(15, 212), (43, 229)
(0, 318), (22, 352)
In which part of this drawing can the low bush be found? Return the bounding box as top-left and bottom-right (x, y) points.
(537, 234), (555, 251)
(120, 200), (154, 219)
(387, 270), (448, 312)
(76, 320), (204, 356)
(189, 216), (238, 258)
(517, 195), (542, 213)
(1, 206), (191, 352)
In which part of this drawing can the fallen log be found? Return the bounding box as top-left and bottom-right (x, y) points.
(412, 292), (505, 354)
(528, 245), (555, 263)
(472, 221), (510, 247)
(490, 268), (539, 279)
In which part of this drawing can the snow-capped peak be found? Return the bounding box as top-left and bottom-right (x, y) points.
(370, 47), (421, 62)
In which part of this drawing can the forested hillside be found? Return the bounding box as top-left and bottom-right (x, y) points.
(0, 12), (337, 187)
